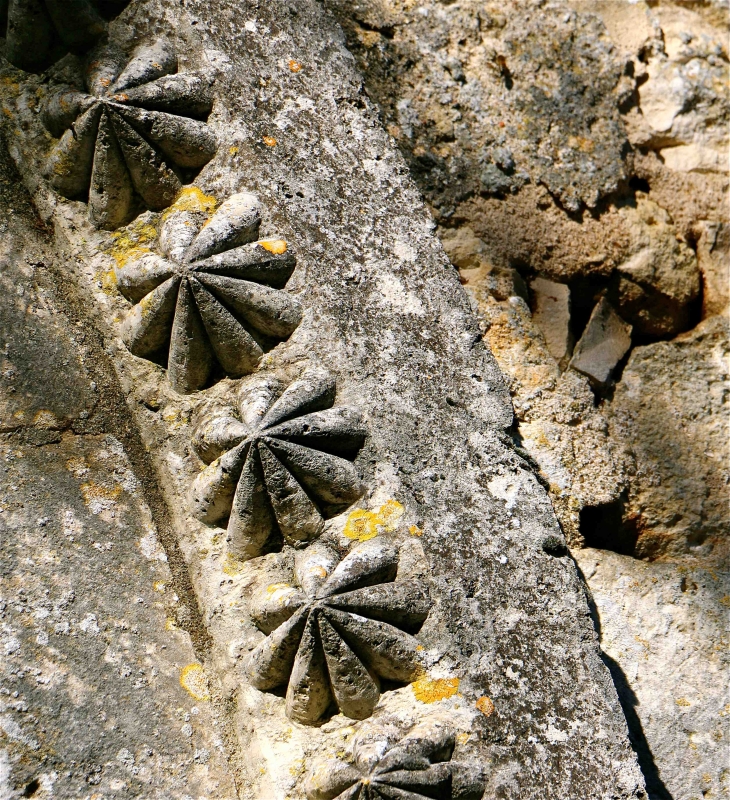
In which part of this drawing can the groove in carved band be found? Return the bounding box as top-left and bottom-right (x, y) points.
(41, 39), (217, 229)
(115, 192), (302, 393)
(1, 0), (129, 72)
(191, 367), (366, 558)
(246, 539), (431, 725)
(305, 716), (485, 800)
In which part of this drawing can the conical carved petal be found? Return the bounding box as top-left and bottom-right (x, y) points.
(189, 440), (248, 525)
(189, 278), (263, 377)
(324, 609), (422, 683)
(285, 613), (332, 724)
(327, 582), (431, 631)
(265, 438), (363, 511)
(258, 442), (324, 547)
(44, 0), (105, 50)
(376, 720), (455, 774)
(250, 581), (306, 635)
(116, 105), (217, 169)
(85, 43), (126, 97)
(168, 277), (214, 393)
(117, 72), (214, 117)
(41, 88), (95, 138)
(294, 543), (339, 598)
(110, 112), (180, 210)
(248, 608), (308, 691)
(265, 407), (367, 458)
(185, 193), (261, 262)
(115, 253), (175, 304)
(377, 764), (452, 798)
(193, 240), (296, 289)
(237, 374), (285, 429)
(319, 539), (399, 599)
(159, 209), (203, 261)
(89, 110), (133, 230)
(304, 758), (361, 800)
(228, 444), (275, 561)
(5, 0), (53, 71)
(111, 40), (177, 92)
(120, 275), (179, 358)
(261, 367), (336, 430)
(191, 408), (249, 463)
(196, 273), (302, 339)
(45, 103), (101, 198)
(319, 614), (380, 720)
(371, 781), (442, 800)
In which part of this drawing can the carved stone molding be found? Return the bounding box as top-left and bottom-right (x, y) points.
(191, 366), (366, 557)
(305, 716), (485, 800)
(2, 0), (129, 72)
(41, 39), (217, 229)
(247, 539), (432, 725)
(115, 192), (302, 393)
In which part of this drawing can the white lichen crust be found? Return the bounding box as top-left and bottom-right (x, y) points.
(41, 39), (217, 229)
(247, 539), (432, 725)
(115, 192), (302, 393)
(305, 716), (484, 800)
(191, 366), (366, 557)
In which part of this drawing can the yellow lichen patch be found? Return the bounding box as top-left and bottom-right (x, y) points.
(180, 663), (210, 701)
(412, 676), (460, 704)
(80, 482), (122, 510)
(223, 553), (245, 576)
(263, 136), (278, 147)
(343, 500), (406, 541)
(153, 581), (166, 593)
(32, 409), (61, 429)
(409, 525), (423, 537)
(719, 595), (730, 606)
(165, 617), (178, 631)
(108, 219), (158, 269)
(288, 59), (302, 72)
(260, 239), (287, 254)
(229, 146), (239, 155)
(66, 456), (89, 478)
(476, 696), (495, 717)
(164, 185), (218, 216)
(675, 697), (691, 707)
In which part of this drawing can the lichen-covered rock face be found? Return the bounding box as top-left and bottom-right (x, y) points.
(115, 192), (302, 393)
(248, 540), (431, 724)
(191, 367), (366, 558)
(305, 716), (484, 800)
(1, 0), (129, 72)
(41, 39), (217, 229)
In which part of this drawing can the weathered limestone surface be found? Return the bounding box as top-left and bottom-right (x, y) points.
(0, 150), (236, 798)
(0, 1), (648, 798)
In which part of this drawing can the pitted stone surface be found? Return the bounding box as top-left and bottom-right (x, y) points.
(41, 39), (216, 229)
(116, 192), (302, 393)
(247, 539), (431, 724)
(191, 366), (366, 559)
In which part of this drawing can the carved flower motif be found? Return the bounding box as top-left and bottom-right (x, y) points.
(305, 716), (485, 800)
(246, 539), (432, 725)
(115, 192), (302, 394)
(41, 39), (217, 229)
(190, 367), (366, 557)
(2, 0), (128, 72)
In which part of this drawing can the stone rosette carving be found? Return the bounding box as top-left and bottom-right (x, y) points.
(2, 0), (128, 72)
(246, 538), (432, 725)
(305, 716), (485, 800)
(41, 39), (217, 229)
(115, 192), (302, 393)
(190, 366), (366, 557)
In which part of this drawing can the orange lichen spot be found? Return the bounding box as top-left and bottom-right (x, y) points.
(229, 145), (239, 155)
(288, 59), (302, 72)
(412, 676), (460, 704)
(110, 93), (129, 102)
(260, 238), (288, 254)
(409, 524), (423, 537)
(476, 696), (495, 717)
(180, 663), (210, 701)
(263, 135), (278, 147)
(99, 77), (111, 88)
(344, 500), (406, 541)
(675, 697), (691, 707)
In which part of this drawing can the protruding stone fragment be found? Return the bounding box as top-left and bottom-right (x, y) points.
(570, 297), (632, 384)
(530, 276), (573, 365)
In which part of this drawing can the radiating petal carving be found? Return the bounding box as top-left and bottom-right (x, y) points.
(246, 540), (431, 725)
(190, 368), (365, 556)
(40, 39), (217, 229)
(114, 192), (302, 393)
(305, 717), (485, 800)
